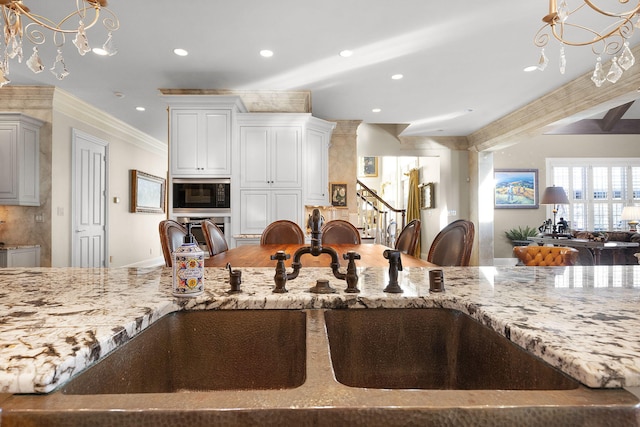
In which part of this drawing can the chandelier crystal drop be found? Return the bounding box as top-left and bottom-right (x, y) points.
(0, 0), (119, 86)
(534, 0), (640, 87)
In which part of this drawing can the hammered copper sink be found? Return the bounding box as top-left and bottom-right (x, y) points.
(62, 310), (307, 394)
(324, 309), (578, 390)
(2, 309), (639, 427)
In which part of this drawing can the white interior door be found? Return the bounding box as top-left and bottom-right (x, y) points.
(72, 129), (108, 267)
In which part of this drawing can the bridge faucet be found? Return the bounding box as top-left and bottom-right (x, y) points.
(270, 208), (360, 292)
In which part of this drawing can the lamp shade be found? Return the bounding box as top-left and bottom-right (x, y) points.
(621, 206), (640, 221)
(540, 186), (569, 205)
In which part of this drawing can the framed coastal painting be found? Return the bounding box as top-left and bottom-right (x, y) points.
(130, 170), (166, 213)
(494, 169), (538, 209)
(330, 182), (348, 207)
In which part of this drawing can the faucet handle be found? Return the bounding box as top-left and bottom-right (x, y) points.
(382, 249), (403, 293)
(343, 251), (360, 293)
(270, 250), (291, 261)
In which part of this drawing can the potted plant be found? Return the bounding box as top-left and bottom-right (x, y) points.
(505, 226), (538, 246)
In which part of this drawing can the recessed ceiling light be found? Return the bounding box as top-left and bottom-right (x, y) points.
(372, 108), (382, 113)
(92, 47), (109, 56)
(523, 65), (538, 72)
(113, 91), (125, 98)
(339, 50), (353, 57)
(260, 49), (274, 57)
(391, 74), (404, 80)
(173, 48), (188, 56)
(136, 107), (146, 112)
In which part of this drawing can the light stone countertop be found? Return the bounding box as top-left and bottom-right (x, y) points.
(0, 244), (40, 251)
(0, 265), (639, 393)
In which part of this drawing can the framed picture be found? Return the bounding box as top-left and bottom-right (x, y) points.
(361, 156), (378, 177)
(130, 170), (166, 213)
(330, 182), (348, 207)
(494, 169), (539, 209)
(420, 182), (435, 209)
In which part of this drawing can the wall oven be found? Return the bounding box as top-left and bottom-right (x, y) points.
(172, 178), (231, 214)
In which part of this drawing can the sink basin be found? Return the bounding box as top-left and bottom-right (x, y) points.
(324, 308), (579, 390)
(61, 310), (306, 394)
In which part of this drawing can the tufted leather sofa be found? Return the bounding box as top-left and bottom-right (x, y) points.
(513, 246), (579, 266)
(571, 230), (640, 265)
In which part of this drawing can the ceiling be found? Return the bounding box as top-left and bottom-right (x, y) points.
(5, 1), (640, 143)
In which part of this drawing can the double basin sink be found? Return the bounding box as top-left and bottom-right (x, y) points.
(6, 309), (638, 426)
(61, 308), (577, 394)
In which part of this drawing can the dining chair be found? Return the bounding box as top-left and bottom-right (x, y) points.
(260, 220), (306, 245)
(427, 219), (475, 266)
(395, 219), (421, 256)
(513, 245), (579, 266)
(201, 219), (229, 256)
(159, 220), (188, 267)
(321, 220), (361, 244)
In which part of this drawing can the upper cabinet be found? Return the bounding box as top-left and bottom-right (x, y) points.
(305, 117), (336, 206)
(0, 113), (44, 206)
(165, 96), (247, 178)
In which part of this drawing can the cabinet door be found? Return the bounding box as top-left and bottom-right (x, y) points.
(202, 110), (231, 176)
(271, 127), (301, 188)
(4, 247), (40, 267)
(239, 190), (270, 234)
(171, 110), (200, 175)
(0, 125), (18, 201)
(304, 128), (329, 205)
(272, 190), (302, 225)
(171, 109), (231, 177)
(240, 127), (270, 188)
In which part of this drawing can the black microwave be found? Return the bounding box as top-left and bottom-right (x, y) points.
(173, 179), (231, 212)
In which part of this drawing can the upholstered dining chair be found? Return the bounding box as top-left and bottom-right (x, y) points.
(159, 220), (188, 267)
(395, 219), (421, 256)
(513, 245), (579, 266)
(201, 219), (228, 257)
(321, 220), (361, 244)
(427, 219), (475, 266)
(260, 220), (306, 245)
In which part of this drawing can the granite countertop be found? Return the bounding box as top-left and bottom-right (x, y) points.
(0, 265), (639, 394)
(0, 244), (40, 251)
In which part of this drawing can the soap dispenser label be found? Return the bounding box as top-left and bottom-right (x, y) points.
(172, 246), (204, 297)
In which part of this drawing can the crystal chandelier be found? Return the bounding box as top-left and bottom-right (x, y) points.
(534, 0), (640, 87)
(0, 0), (119, 87)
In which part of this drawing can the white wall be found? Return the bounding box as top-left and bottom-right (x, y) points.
(493, 133), (640, 259)
(50, 91), (167, 267)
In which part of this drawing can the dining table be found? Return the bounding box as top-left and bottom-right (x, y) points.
(205, 243), (436, 268)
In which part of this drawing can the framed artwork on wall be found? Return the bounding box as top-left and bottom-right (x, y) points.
(420, 182), (435, 209)
(361, 156), (378, 177)
(130, 170), (166, 213)
(330, 182), (348, 207)
(494, 169), (539, 209)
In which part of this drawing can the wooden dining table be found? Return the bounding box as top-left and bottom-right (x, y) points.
(205, 243), (436, 268)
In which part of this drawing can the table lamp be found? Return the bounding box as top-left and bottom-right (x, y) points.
(621, 206), (640, 232)
(541, 186), (569, 236)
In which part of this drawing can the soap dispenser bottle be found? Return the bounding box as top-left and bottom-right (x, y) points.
(172, 223), (204, 297)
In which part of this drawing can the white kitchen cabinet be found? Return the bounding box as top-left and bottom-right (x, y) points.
(170, 109), (232, 177)
(0, 113), (44, 206)
(239, 125), (302, 188)
(304, 117), (335, 206)
(0, 246), (41, 267)
(239, 189), (302, 234)
(165, 96), (247, 178)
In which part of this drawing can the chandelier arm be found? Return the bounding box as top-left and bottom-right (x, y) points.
(551, 19), (633, 47)
(582, 0), (640, 18)
(11, 4), (101, 34)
